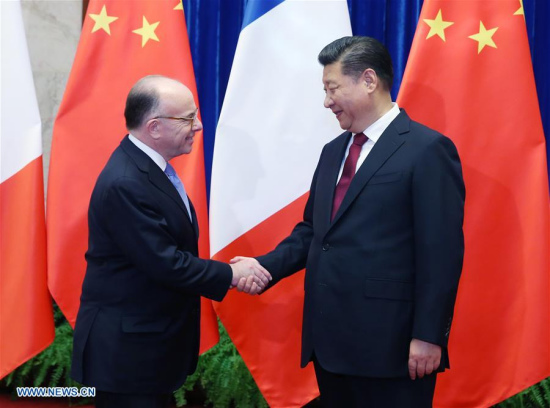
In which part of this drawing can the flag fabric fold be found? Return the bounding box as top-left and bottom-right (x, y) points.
(0, 0), (54, 379)
(47, 0), (218, 352)
(209, 0), (351, 406)
(397, 1), (550, 406)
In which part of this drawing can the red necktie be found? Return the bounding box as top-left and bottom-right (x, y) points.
(331, 132), (368, 221)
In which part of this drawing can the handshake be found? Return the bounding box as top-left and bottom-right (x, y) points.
(229, 256), (271, 295)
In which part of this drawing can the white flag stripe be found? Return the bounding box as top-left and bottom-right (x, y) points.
(0, 0), (42, 184)
(210, 0), (351, 255)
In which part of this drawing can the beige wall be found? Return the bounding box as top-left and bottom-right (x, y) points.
(21, 0), (82, 189)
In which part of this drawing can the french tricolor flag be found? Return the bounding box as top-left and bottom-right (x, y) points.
(0, 0), (54, 379)
(210, 1), (351, 406)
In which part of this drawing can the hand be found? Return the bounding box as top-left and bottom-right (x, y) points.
(229, 257), (272, 295)
(230, 256), (266, 294)
(408, 338), (441, 380)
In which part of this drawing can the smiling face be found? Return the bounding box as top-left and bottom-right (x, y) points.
(158, 89), (202, 159)
(322, 61), (375, 134)
(148, 80), (203, 161)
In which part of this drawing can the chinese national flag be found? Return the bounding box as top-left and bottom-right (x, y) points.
(398, 1), (550, 406)
(0, 0), (54, 379)
(47, 0), (218, 352)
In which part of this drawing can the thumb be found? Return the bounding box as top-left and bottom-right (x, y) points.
(230, 256), (246, 264)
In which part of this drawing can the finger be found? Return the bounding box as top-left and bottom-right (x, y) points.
(249, 277), (260, 293)
(425, 360), (434, 376)
(255, 266), (273, 283)
(253, 269), (270, 285)
(230, 256), (246, 264)
(236, 277), (247, 292)
(254, 277), (266, 290)
(243, 275), (254, 293)
(408, 358), (417, 380)
(256, 265), (272, 281)
(416, 360), (426, 379)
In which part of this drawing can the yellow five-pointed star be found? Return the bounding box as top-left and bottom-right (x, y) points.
(174, 1), (183, 10)
(468, 21), (498, 54)
(423, 9), (454, 41)
(132, 16), (160, 47)
(89, 5), (118, 35)
(514, 0), (524, 16)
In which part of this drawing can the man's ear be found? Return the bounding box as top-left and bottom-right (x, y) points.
(362, 68), (377, 90)
(146, 118), (161, 140)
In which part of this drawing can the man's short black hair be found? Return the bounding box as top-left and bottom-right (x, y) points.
(318, 36), (394, 91)
(124, 76), (161, 130)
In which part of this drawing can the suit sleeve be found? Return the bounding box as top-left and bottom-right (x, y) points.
(101, 176), (232, 301)
(255, 147), (324, 286)
(411, 135), (465, 347)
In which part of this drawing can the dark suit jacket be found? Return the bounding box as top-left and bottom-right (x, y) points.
(71, 136), (232, 394)
(257, 110), (465, 378)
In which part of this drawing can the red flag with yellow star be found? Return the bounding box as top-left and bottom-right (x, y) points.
(398, 0), (550, 406)
(47, 0), (219, 352)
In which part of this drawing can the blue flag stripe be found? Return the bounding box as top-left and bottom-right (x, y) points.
(242, 0), (285, 30)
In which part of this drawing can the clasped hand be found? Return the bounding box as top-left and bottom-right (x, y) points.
(229, 256), (271, 295)
(408, 338), (441, 380)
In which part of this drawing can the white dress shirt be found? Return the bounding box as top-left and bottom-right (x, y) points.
(128, 133), (167, 171)
(128, 134), (192, 219)
(336, 103), (401, 183)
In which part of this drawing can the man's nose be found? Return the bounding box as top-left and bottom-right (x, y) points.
(194, 118), (203, 131)
(324, 93), (333, 108)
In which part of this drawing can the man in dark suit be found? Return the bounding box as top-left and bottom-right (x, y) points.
(71, 75), (271, 408)
(233, 36), (465, 407)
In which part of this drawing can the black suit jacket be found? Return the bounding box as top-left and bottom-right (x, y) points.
(71, 136), (232, 394)
(257, 110), (465, 378)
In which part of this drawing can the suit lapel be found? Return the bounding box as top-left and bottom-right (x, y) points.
(188, 199), (199, 238)
(316, 132), (352, 235)
(329, 110), (410, 227)
(121, 136), (196, 232)
(148, 166), (187, 211)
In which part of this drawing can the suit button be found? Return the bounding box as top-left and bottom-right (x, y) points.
(322, 243), (330, 251)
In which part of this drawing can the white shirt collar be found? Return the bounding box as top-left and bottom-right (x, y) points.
(358, 102), (400, 143)
(128, 134), (167, 171)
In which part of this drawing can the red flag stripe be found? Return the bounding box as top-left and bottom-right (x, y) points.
(213, 193), (320, 408)
(1, 157), (54, 378)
